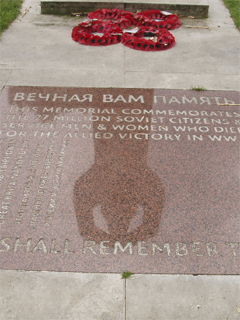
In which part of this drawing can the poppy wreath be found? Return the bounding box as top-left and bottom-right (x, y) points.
(121, 27), (176, 51)
(88, 8), (136, 29)
(134, 10), (181, 30)
(72, 20), (123, 46)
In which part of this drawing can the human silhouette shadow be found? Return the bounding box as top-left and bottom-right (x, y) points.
(73, 108), (165, 247)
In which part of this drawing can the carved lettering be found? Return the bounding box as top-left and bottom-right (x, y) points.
(206, 242), (220, 256)
(152, 242), (171, 256)
(225, 242), (239, 257)
(176, 242), (188, 256)
(137, 241), (148, 256)
(64, 240), (75, 254)
(0, 238), (11, 252)
(192, 242), (204, 256)
(100, 241), (111, 255)
(83, 240), (97, 254)
(0, 140), (29, 224)
(31, 239), (48, 253)
(114, 241), (133, 255)
(29, 141), (55, 226)
(14, 238), (32, 253)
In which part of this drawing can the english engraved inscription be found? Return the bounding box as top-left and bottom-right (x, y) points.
(0, 86), (239, 274)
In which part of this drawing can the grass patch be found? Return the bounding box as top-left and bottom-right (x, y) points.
(121, 271), (134, 279)
(223, 0), (240, 30)
(0, 0), (24, 34)
(190, 86), (207, 91)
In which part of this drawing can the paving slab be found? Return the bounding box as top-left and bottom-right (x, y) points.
(0, 0), (239, 90)
(124, 72), (240, 90)
(126, 274), (240, 320)
(0, 270), (239, 320)
(0, 270), (125, 320)
(41, 0), (209, 18)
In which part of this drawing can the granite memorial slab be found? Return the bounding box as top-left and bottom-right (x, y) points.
(41, 0), (209, 19)
(0, 86), (239, 274)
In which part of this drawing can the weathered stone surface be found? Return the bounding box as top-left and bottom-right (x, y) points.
(41, 0), (209, 18)
(126, 274), (240, 319)
(0, 86), (239, 274)
(0, 270), (125, 320)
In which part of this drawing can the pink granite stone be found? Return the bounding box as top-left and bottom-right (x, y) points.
(0, 86), (239, 274)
